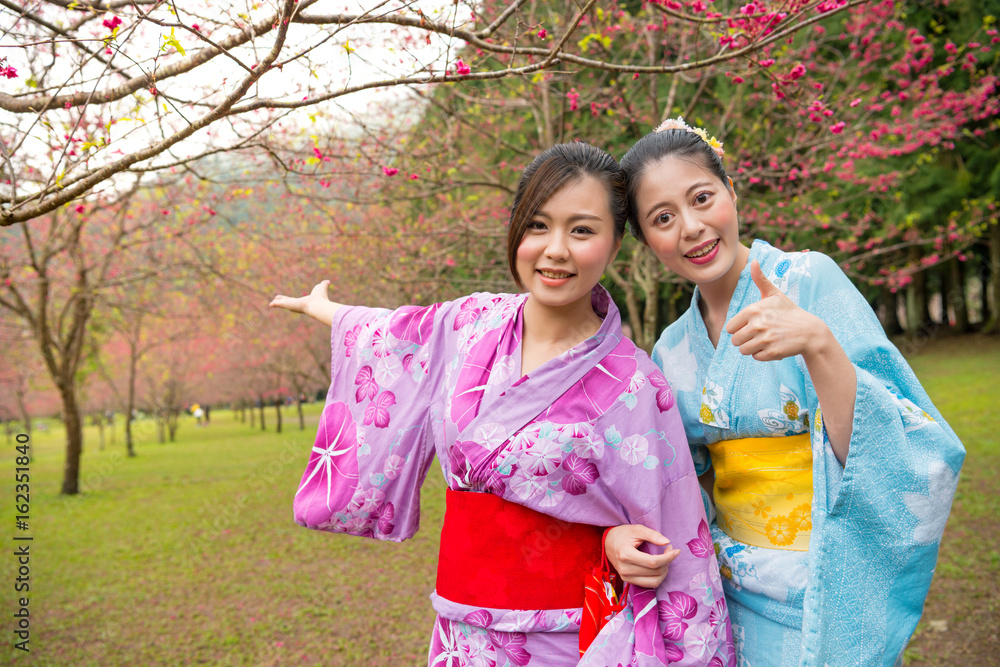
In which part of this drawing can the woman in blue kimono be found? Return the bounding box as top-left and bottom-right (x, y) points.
(604, 119), (965, 667)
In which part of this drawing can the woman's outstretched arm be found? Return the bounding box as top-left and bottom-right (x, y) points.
(269, 280), (343, 326)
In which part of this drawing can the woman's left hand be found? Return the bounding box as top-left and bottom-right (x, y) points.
(604, 525), (680, 589)
(726, 260), (829, 361)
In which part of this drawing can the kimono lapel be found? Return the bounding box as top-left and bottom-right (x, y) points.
(457, 286), (624, 447)
(691, 246), (765, 434)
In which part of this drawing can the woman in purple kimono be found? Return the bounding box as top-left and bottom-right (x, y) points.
(270, 142), (734, 667)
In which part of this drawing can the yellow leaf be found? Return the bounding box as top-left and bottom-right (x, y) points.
(162, 28), (186, 55)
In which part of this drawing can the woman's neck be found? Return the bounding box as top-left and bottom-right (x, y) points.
(520, 293), (602, 375)
(697, 242), (751, 348)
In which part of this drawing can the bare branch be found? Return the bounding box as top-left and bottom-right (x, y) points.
(1, 0), (299, 225)
(0, 0), (319, 113)
(0, 0), (128, 75)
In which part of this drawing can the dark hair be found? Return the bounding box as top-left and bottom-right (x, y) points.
(507, 142), (626, 288)
(620, 129), (729, 243)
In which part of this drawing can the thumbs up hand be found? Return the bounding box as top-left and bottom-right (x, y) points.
(725, 260), (828, 361)
(749, 259), (781, 299)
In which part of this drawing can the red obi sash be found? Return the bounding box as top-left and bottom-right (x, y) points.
(436, 489), (604, 610)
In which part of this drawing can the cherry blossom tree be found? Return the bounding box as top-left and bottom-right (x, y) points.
(337, 0), (998, 346)
(0, 182), (212, 493)
(1, 0), (866, 226)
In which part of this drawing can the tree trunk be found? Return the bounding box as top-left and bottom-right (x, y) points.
(96, 414), (105, 450)
(947, 258), (969, 333)
(157, 411), (166, 443)
(978, 247), (991, 326)
(125, 410), (135, 456)
(14, 382), (32, 460)
(167, 409), (179, 442)
(539, 82), (554, 148)
(987, 222), (1000, 333)
(258, 398), (266, 431)
(274, 398), (282, 434)
(249, 403), (255, 428)
(60, 382), (83, 495)
(126, 348), (137, 457)
(906, 254), (931, 332)
(666, 285), (680, 328)
(880, 286), (903, 336)
(639, 275), (659, 354)
(297, 397), (305, 431)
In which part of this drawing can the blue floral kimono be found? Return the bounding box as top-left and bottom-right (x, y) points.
(653, 240), (965, 667)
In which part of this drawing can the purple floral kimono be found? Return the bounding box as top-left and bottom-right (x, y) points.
(294, 286), (734, 666)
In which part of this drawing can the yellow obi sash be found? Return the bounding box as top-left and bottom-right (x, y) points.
(707, 433), (813, 551)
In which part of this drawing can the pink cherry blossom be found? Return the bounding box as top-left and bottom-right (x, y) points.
(567, 88), (580, 112)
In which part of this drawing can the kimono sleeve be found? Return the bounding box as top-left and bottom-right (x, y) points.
(798, 253), (964, 523)
(625, 471), (735, 667)
(581, 376), (735, 667)
(796, 253), (965, 666)
(292, 300), (456, 543)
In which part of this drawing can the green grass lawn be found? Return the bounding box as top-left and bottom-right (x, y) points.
(1, 335), (997, 666)
(0, 405), (444, 666)
(899, 335), (1000, 666)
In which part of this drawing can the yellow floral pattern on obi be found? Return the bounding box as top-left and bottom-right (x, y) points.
(708, 433), (813, 551)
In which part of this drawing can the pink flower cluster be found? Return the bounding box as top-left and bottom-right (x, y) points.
(816, 0), (848, 13)
(567, 88), (580, 112)
(718, 2), (788, 50)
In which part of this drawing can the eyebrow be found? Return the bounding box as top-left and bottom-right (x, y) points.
(534, 210), (607, 223)
(642, 180), (715, 220)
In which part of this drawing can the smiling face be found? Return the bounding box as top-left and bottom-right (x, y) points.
(633, 156), (747, 290)
(515, 175), (621, 311)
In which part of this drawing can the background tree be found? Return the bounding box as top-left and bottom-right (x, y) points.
(0, 183), (210, 493)
(326, 0), (999, 347)
(1, 0), (866, 225)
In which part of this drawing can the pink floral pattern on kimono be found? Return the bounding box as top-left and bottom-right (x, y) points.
(294, 287), (734, 666)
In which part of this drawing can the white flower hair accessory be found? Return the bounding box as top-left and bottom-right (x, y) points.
(654, 116), (725, 157)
